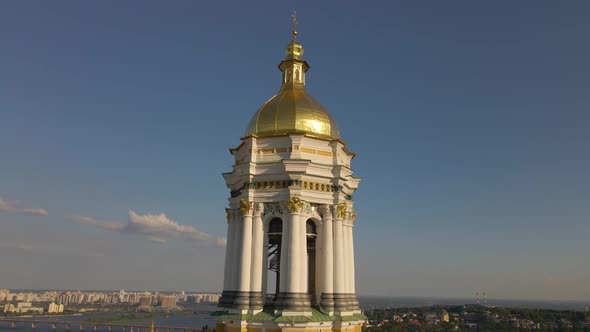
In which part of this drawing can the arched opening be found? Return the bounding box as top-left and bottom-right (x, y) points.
(306, 219), (318, 304)
(266, 218), (283, 303)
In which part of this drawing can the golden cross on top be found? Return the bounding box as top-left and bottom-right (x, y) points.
(291, 10), (298, 41)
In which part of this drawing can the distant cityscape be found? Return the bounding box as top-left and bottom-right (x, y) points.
(365, 305), (590, 331)
(2, 288), (590, 331)
(0, 289), (220, 315)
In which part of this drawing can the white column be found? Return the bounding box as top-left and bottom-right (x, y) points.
(231, 213), (242, 291)
(279, 215), (290, 293)
(333, 215), (345, 295)
(315, 218), (324, 303)
(321, 207), (334, 296)
(262, 225), (269, 302)
(239, 213), (253, 292)
(347, 223), (356, 294)
(300, 214), (308, 294)
(288, 213), (301, 292)
(343, 222), (351, 294)
(250, 203), (264, 293)
(223, 209), (235, 291)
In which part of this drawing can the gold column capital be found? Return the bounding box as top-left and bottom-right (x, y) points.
(239, 198), (253, 216)
(336, 203), (347, 219)
(286, 196), (304, 214)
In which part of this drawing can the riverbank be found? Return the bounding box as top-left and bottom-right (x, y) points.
(0, 314), (83, 319)
(84, 312), (196, 324)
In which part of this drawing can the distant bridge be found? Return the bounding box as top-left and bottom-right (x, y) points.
(0, 319), (214, 332)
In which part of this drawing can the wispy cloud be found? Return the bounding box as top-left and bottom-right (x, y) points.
(0, 243), (34, 252)
(67, 215), (125, 231)
(23, 208), (49, 216)
(124, 210), (225, 247)
(0, 197), (48, 216)
(68, 210), (225, 247)
(0, 198), (17, 212)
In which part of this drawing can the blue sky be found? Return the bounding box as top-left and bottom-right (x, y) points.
(0, 1), (589, 300)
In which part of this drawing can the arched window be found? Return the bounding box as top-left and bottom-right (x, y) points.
(266, 217), (284, 302)
(305, 218), (318, 304)
(268, 218), (283, 235)
(306, 219), (317, 235)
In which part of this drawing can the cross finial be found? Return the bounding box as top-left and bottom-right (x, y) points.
(291, 10), (298, 41)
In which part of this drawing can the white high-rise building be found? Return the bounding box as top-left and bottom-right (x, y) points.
(48, 302), (64, 313)
(0, 289), (9, 302)
(217, 14), (364, 332)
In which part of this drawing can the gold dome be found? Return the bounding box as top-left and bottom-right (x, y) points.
(246, 86), (339, 140)
(245, 35), (340, 140)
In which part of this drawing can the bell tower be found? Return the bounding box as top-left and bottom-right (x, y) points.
(217, 13), (364, 332)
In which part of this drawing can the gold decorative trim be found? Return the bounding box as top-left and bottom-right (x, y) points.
(243, 179), (342, 193)
(233, 143), (336, 159)
(239, 199), (251, 216)
(253, 147), (292, 155)
(286, 196), (304, 214)
(299, 147), (333, 157)
(336, 203), (347, 219)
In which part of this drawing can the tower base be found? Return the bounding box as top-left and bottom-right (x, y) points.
(219, 291), (264, 312)
(216, 308), (365, 332)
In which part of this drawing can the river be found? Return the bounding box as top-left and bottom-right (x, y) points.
(0, 304), (219, 332)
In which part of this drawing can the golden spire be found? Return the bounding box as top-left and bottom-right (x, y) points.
(244, 11), (341, 140)
(285, 11), (304, 61)
(150, 320), (154, 332)
(291, 10), (298, 41)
